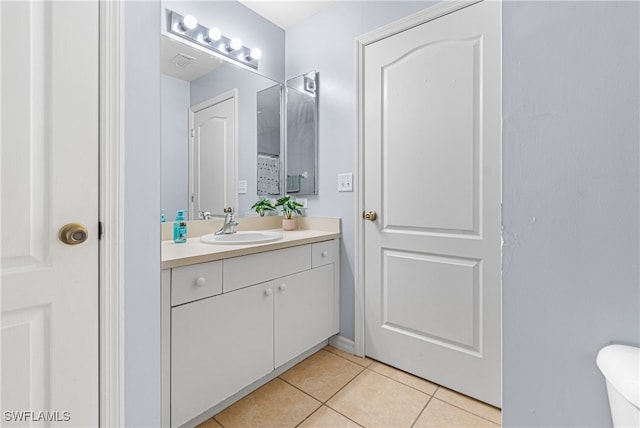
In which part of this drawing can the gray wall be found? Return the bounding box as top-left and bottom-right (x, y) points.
(285, 1), (434, 340)
(502, 1), (640, 426)
(161, 74), (190, 220)
(124, 1), (161, 426)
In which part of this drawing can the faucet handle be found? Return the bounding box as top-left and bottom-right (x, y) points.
(223, 207), (233, 214)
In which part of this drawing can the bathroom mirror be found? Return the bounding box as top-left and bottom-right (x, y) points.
(257, 85), (283, 196)
(286, 71), (319, 195)
(161, 35), (283, 219)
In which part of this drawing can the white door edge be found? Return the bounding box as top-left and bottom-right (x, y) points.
(99, 0), (124, 425)
(354, 0), (498, 358)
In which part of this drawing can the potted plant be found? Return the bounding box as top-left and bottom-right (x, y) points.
(275, 196), (303, 230)
(251, 198), (276, 217)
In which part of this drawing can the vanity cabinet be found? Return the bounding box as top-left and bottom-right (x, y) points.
(164, 239), (339, 427)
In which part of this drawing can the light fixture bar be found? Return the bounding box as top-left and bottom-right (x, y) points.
(167, 10), (260, 69)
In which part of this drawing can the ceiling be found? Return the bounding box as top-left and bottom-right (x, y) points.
(237, 1), (338, 29)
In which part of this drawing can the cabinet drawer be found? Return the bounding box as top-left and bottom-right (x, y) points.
(223, 245), (311, 293)
(312, 240), (336, 268)
(171, 261), (223, 306)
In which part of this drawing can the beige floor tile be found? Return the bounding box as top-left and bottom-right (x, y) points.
(196, 418), (223, 428)
(368, 361), (438, 395)
(298, 406), (363, 428)
(414, 398), (499, 427)
(324, 345), (373, 367)
(327, 369), (429, 428)
(280, 350), (364, 402)
(434, 388), (501, 425)
(214, 378), (321, 428)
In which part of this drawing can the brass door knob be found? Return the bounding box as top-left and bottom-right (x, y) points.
(59, 223), (88, 245)
(363, 210), (377, 221)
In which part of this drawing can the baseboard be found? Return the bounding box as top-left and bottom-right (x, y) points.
(329, 335), (356, 355)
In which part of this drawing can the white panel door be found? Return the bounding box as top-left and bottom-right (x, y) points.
(191, 94), (236, 219)
(0, 0), (99, 425)
(363, 1), (501, 406)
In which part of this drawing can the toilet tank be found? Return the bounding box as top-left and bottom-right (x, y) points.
(597, 345), (640, 427)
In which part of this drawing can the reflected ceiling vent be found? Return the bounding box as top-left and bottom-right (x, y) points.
(171, 53), (196, 68)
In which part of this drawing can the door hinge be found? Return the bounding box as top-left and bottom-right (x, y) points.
(191, 128), (195, 138)
(191, 194), (195, 202)
(98, 221), (104, 240)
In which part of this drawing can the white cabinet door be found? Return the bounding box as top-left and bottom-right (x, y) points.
(274, 265), (336, 367)
(171, 283), (274, 427)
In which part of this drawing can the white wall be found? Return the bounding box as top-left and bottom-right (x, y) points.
(285, 1), (434, 340)
(124, 1), (161, 426)
(161, 75), (190, 220)
(502, 1), (640, 426)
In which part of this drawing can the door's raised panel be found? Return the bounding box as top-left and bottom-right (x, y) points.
(1, 305), (49, 415)
(1, 0), (52, 271)
(381, 38), (481, 235)
(382, 250), (480, 352)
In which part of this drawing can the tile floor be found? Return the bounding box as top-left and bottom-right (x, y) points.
(197, 345), (501, 428)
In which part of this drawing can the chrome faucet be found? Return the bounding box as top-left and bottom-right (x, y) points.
(198, 210), (213, 220)
(215, 210), (238, 235)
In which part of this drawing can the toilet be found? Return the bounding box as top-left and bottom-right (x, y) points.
(597, 344), (640, 427)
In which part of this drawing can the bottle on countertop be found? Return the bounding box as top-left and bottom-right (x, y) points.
(173, 210), (187, 243)
(161, 209), (166, 223)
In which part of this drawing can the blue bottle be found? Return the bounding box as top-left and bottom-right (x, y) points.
(161, 209), (166, 223)
(173, 210), (187, 243)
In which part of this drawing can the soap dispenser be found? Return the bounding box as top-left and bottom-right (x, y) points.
(173, 210), (187, 243)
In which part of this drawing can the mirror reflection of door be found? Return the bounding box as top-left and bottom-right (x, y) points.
(190, 90), (237, 219)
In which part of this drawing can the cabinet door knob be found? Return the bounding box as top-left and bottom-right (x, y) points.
(279, 284), (287, 292)
(265, 288), (273, 296)
(195, 277), (206, 287)
(321, 250), (328, 257)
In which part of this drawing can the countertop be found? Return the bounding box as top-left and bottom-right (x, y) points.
(162, 217), (340, 269)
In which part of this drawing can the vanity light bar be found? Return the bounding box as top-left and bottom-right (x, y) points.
(167, 10), (260, 69)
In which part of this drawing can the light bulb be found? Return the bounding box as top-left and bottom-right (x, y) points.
(181, 15), (197, 31)
(248, 48), (262, 60)
(228, 38), (242, 51)
(207, 27), (221, 42)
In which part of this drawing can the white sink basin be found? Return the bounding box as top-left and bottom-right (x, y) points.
(200, 231), (283, 245)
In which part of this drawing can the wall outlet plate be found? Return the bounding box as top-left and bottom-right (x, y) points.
(338, 173), (353, 192)
(238, 180), (247, 194)
(296, 198), (308, 209)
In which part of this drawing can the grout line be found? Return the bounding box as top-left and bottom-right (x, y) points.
(324, 346), (372, 368)
(293, 405), (324, 428)
(430, 397), (502, 426)
(366, 363), (439, 397)
(410, 390), (436, 428)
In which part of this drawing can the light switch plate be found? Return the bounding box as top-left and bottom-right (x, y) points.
(338, 173), (353, 192)
(238, 180), (247, 194)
